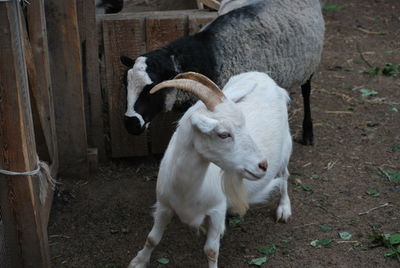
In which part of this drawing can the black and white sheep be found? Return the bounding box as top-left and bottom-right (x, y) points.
(121, 0), (325, 145)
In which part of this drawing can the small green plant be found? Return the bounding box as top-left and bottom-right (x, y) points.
(369, 233), (400, 259)
(248, 256), (267, 266)
(339, 232), (352, 240)
(363, 64), (400, 76)
(228, 216), (244, 228)
(157, 258), (169, 264)
(391, 144), (400, 152)
(323, 5), (343, 12)
(258, 245), (277, 256)
(359, 89), (378, 98)
(310, 238), (333, 248)
(363, 66), (381, 75)
(320, 225), (333, 231)
(366, 189), (380, 197)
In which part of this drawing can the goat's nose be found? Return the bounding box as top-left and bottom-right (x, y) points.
(258, 161), (268, 172)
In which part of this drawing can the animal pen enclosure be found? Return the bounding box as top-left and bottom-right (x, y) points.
(1, 0), (218, 266)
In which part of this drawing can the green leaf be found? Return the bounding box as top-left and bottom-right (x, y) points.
(320, 225), (333, 231)
(248, 257), (267, 266)
(323, 5), (343, 11)
(359, 89), (378, 97)
(392, 107), (399, 112)
(310, 239), (332, 248)
(384, 250), (398, 258)
(363, 66), (380, 75)
(228, 217), (244, 228)
(389, 233), (400, 245)
(311, 174), (321, 180)
(386, 170), (400, 183)
(366, 189), (380, 196)
(157, 258), (169, 264)
(390, 144), (400, 152)
(302, 185), (313, 191)
(342, 67), (354, 72)
(382, 64), (399, 76)
(257, 245), (277, 256)
(339, 232), (352, 240)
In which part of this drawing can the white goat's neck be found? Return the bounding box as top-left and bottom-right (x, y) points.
(170, 128), (209, 191)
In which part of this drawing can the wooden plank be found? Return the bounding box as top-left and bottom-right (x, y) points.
(45, 0), (88, 176)
(188, 12), (217, 35)
(146, 14), (187, 153)
(26, 0), (58, 175)
(103, 18), (149, 157)
(145, 15), (188, 51)
(77, 0), (106, 162)
(0, 2), (51, 267)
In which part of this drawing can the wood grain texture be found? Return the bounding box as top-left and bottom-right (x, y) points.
(0, 2), (51, 267)
(188, 12), (217, 35)
(103, 18), (149, 157)
(77, 0), (106, 161)
(45, 0), (88, 176)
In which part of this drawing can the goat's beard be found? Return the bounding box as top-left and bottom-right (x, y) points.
(221, 171), (249, 216)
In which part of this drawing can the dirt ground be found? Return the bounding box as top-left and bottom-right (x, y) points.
(49, 0), (400, 267)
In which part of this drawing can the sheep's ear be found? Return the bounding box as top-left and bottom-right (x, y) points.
(191, 113), (219, 134)
(120, 56), (135, 67)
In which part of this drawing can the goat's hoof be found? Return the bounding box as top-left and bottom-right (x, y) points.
(127, 258), (148, 268)
(276, 204), (292, 223)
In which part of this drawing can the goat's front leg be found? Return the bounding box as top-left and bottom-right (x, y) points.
(276, 168), (292, 222)
(128, 203), (173, 268)
(204, 209), (226, 268)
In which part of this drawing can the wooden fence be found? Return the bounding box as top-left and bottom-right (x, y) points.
(0, 0), (100, 266)
(0, 0), (217, 266)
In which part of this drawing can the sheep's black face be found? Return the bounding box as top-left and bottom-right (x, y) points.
(123, 83), (166, 135)
(121, 54), (177, 135)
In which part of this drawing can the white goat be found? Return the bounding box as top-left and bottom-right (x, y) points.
(128, 72), (292, 268)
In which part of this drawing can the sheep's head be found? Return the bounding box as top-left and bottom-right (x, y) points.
(121, 55), (177, 135)
(151, 72), (268, 180)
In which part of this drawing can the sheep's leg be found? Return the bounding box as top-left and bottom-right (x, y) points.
(276, 169), (292, 222)
(204, 210), (225, 268)
(301, 76), (314, 145)
(128, 204), (173, 268)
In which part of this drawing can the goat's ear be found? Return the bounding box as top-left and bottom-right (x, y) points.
(191, 113), (219, 134)
(120, 56), (135, 67)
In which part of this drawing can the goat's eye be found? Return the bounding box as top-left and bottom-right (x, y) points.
(217, 132), (231, 139)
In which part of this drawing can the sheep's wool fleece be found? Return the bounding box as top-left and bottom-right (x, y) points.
(205, 0), (325, 90)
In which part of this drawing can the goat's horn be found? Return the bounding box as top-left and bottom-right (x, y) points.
(173, 72), (222, 96)
(150, 78), (224, 111)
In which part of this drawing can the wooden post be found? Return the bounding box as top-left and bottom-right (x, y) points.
(45, 0), (88, 177)
(26, 0), (59, 176)
(0, 1), (51, 267)
(76, 0), (106, 161)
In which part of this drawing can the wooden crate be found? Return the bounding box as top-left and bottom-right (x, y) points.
(99, 10), (217, 157)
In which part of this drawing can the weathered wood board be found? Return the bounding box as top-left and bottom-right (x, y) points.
(45, 0), (88, 176)
(100, 10), (217, 157)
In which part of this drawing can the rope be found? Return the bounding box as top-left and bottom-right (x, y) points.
(0, 156), (57, 204)
(0, 165), (40, 176)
